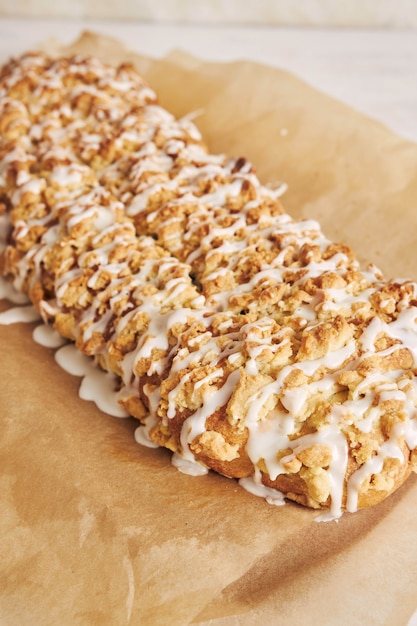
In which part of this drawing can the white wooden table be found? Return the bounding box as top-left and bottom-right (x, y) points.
(0, 17), (416, 143)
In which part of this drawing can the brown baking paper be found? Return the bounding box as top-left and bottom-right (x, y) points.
(1, 32), (417, 626)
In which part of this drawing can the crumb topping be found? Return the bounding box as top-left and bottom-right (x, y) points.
(1, 52), (417, 516)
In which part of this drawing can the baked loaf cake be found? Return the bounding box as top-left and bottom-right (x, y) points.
(1, 52), (417, 518)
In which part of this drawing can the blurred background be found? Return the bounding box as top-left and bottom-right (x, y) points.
(0, 0), (416, 28)
(0, 1), (416, 143)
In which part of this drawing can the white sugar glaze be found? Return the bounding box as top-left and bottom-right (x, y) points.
(134, 415), (160, 449)
(32, 323), (67, 348)
(55, 344), (129, 418)
(239, 472), (286, 506)
(0, 303), (40, 324)
(171, 452), (209, 476)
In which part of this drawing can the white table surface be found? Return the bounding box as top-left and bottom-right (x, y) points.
(0, 17), (416, 144)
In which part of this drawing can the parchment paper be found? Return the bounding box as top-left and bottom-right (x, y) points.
(1, 32), (417, 626)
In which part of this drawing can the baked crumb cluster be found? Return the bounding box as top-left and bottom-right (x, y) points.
(1, 52), (417, 516)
